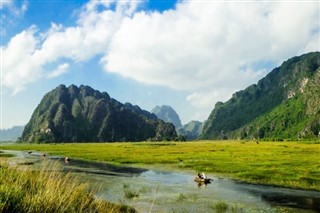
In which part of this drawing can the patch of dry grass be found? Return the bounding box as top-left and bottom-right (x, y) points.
(0, 161), (134, 213)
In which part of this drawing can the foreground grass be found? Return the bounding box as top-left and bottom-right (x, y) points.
(0, 160), (134, 213)
(1, 141), (320, 190)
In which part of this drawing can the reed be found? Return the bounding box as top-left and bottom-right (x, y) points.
(212, 201), (228, 213)
(0, 161), (134, 213)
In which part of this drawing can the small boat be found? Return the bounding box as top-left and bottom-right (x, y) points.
(194, 176), (213, 184)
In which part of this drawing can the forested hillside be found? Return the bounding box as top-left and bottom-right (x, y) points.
(200, 52), (320, 140)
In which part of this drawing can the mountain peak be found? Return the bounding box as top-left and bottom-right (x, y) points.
(151, 105), (182, 128)
(21, 85), (177, 143)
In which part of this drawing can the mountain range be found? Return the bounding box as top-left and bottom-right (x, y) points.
(17, 52), (320, 142)
(178, 121), (203, 140)
(200, 52), (320, 140)
(20, 85), (177, 143)
(151, 105), (203, 140)
(0, 126), (24, 142)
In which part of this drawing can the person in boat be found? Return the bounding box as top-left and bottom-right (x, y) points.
(201, 172), (206, 179)
(65, 157), (70, 163)
(197, 172), (206, 180)
(197, 173), (202, 179)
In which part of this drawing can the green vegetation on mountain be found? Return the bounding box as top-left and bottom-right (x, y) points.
(200, 52), (320, 140)
(151, 105), (182, 128)
(177, 121), (203, 140)
(20, 85), (177, 143)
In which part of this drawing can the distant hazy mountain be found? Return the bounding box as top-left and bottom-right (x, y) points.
(200, 52), (320, 140)
(0, 126), (24, 141)
(151, 105), (182, 128)
(21, 85), (177, 143)
(177, 121), (203, 140)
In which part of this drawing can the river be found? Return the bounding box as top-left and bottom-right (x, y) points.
(2, 150), (320, 213)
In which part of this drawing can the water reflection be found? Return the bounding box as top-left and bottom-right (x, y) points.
(196, 181), (209, 188)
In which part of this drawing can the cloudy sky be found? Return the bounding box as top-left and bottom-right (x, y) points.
(1, 0), (319, 129)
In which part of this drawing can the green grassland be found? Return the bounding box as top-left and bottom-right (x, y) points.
(1, 141), (320, 191)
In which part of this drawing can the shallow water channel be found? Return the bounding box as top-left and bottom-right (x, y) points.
(2, 150), (320, 213)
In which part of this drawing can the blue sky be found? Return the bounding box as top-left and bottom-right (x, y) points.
(1, 0), (319, 129)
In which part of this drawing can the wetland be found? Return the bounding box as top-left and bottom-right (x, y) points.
(1, 141), (320, 213)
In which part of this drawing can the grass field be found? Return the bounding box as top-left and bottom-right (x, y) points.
(0, 160), (134, 213)
(1, 141), (320, 191)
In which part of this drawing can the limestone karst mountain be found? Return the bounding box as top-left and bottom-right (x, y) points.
(177, 121), (203, 140)
(21, 85), (177, 143)
(151, 105), (182, 128)
(200, 52), (320, 140)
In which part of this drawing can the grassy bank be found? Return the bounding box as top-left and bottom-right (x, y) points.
(0, 160), (134, 213)
(1, 141), (320, 190)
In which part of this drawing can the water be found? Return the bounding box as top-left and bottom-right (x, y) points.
(2, 150), (320, 212)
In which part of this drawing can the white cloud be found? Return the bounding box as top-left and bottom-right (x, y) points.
(101, 1), (319, 121)
(36, 0), (139, 63)
(187, 90), (230, 109)
(104, 1), (319, 91)
(2, 26), (42, 95)
(1, 0), (319, 122)
(185, 89), (233, 122)
(0, 0), (27, 15)
(47, 63), (70, 79)
(2, 0), (140, 94)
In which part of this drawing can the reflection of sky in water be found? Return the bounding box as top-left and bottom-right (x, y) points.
(3, 150), (320, 213)
(140, 170), (190, 184)
(139, 168), (320, 211)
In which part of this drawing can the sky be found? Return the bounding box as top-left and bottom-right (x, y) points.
(0, 0), (319, 129)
